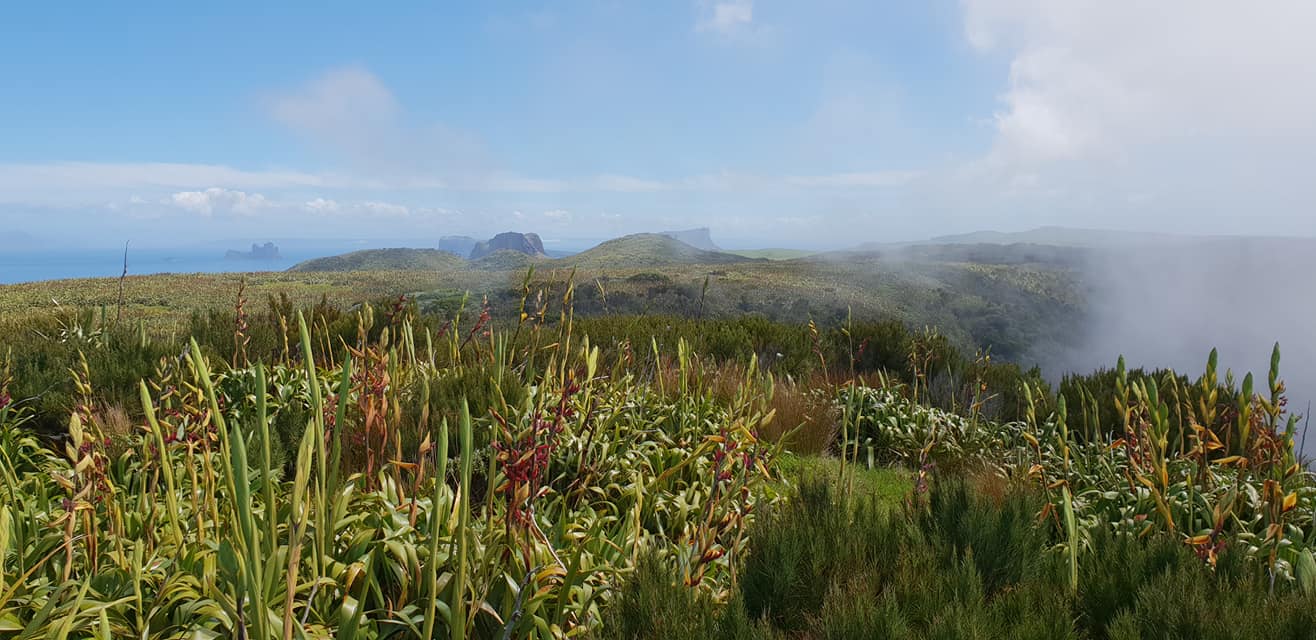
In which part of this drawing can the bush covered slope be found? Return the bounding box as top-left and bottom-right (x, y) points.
(548, 233), (759, 269)
(288, 247), (466, 272)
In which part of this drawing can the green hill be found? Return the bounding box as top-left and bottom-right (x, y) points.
(552, 234), (759, 269)
(288, 248), (465, 272)
(469, 249), (543, 271)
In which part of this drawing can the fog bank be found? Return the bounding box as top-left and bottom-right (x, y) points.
(1047, 238), (1316, 454)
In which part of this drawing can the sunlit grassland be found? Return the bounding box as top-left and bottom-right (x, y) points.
(0, 271), (443, 322)
(773, 453), (911, 506)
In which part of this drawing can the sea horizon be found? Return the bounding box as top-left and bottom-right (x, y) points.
(0, 245), (360, 285)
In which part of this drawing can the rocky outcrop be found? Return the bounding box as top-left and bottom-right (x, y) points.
(438, 235), (478, 256)
(226, 242), (281, 260)
(469, 232), (545, 259)
(659, 228), (719, 252)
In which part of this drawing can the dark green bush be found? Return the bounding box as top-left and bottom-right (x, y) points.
(741, 474), (1075, 638)
(596, 553), (762, 640)
(734, 471), (1316, 639)
(3, 310), (176, 433)
(740, 475), (900, 630)
(1083, 528), (1316, 640)
(918, 477), (1050, 595)
(813, 579), (915, 640)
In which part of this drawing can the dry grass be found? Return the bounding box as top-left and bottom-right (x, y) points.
(94, 402), (137, 458)
(651, 357), (841, 455)
(761, 377), (837, 455)
(0, 270), (480, 325)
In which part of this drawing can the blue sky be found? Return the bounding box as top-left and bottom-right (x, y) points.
(2, 1), (1314, 249)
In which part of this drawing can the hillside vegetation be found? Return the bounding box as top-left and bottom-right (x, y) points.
(469, 248), (543, 271)
(288, 233), (756, 272)
(1, 285), (1311, 638)
(547, 233), (757, 269)
(1, 240), (1085, 364)
(287, 247), (465, 272)
(279, 237), (1087, 355)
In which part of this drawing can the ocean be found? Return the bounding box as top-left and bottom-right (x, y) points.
(0, 246), (357, 285)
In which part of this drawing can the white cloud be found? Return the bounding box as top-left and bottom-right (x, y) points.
(268, 65), (399, 148)
(670, 169), (920, 193)
(361, 201), (410, 217)
(170, 188), (270, 216)
(413, 206), (457, 219)
(477, 175), (571, 193)
(0, 162), (336, 196)
(966, 0), (1316, 162)
(266, 66), (494, 178)
(543, 208), (571, 221)
(787, 171), (922, 188)
(696, 0), (753, 35)
(0, 159), (924, 208)
(695, 0), (773, 43)
(155, 191), (420, 221)
(303, 197), (416, 218)
(588, 174), (668, 192)
(303, 197), (340, 213)
(956, 0), (1316, 234)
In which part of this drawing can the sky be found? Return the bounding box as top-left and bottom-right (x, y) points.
(2, 0), (1314, 249)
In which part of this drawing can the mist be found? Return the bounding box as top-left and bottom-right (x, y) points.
(1045, 237), (1316, 454)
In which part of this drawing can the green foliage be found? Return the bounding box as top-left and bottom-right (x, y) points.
(1059, 365), (1196, 444)
(3, 261), (1313, 638)
(738, 475), (1074, 638)
(1096, 534), (1316, 640)
(468, 249), (540, 271)
(1, 239), (1089, 374)
(2, 309), (176, 433)
(726, 471), (1316, 640)
(399, 362), (525, 454)
(0, 309), (784, 638)
(740, 475), (899, 630)
(595, 554), (761, 640)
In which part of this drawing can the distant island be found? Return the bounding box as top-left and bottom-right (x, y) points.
(659, 227), (719, 252)
(438, 235), (479, 256)
(225, 242), (281, 260)
(469, 231), (546, 259)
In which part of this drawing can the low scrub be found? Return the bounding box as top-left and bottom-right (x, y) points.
(606, 474), (1316, 639)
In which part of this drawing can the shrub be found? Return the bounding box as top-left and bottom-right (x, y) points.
(741, 475), (900, 630)
(596, 554), (761, 640)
